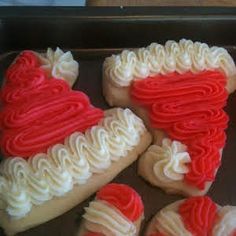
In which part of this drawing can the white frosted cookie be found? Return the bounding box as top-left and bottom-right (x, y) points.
(103, 39), (236, 196)
(0, 50), (152, 235)
(77, 183), (144, 236)
(145, 196), (236, 236)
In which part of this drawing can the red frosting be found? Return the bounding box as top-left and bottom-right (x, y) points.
(2, 70), (70, 105)
(131, 71), (228, 189)
(5, 51), (41, 87)
(230, 229), (236, 236)
(178, 196), (217, 236)
(232, 230), (236, 236)
(1, 50), (104, 158)
(96, 183), (144, 222)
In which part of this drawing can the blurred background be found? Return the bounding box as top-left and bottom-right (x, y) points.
(0, 0), (236, 6)
(0, 0), (86, 6)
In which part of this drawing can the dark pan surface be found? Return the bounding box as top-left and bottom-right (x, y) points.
(0, 48), (236, 236)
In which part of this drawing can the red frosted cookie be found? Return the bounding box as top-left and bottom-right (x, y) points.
(102, 39), (236, 196)
(145, 196), (236, 236)
(77, 183), (144, 236)
(0, 50), (151, 235)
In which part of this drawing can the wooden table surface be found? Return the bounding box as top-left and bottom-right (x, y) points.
(87, 0), (236, 6)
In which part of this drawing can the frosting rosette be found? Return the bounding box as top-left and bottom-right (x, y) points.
(150, 138), (191, 183)
(38, 47), (79, 87)
(96, 183), (144, 222)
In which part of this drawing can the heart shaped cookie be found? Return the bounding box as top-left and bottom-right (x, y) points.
(103, 39), (236, 196)
(0, 49), (151, 235)
(145, 196), (236, 236)
(77, 183), (144, 236)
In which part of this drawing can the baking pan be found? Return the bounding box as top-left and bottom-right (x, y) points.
(1, 7), (236, 236)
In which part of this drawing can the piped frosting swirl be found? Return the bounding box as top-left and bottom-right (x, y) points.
(104, 39), (236, 87)
(83, 200), (136, 236)
(96, 183), (144, 222)
(38, 47), (79, 86)
(83, 183), (143, 236)
(154, 209), (192, 236)
(145, 138), (191, 183)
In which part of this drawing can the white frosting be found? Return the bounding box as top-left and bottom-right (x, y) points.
(64, 129), (111, 174)
(212, 206), (236, 236)
(146, 138), (191, 183)
(0, 108), (145, 218)
(39, 47), (79, 86)
(155, 209), (192, 236)
(0, 176), (6, 209)
(83, 200), (136, 236)
(104, 39), (236, 87)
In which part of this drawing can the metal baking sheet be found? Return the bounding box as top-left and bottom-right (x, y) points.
(0, 7), (236, 236)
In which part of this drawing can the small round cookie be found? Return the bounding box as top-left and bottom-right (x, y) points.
(145, 196), (236, 236)
(77, 183), (144, 236)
